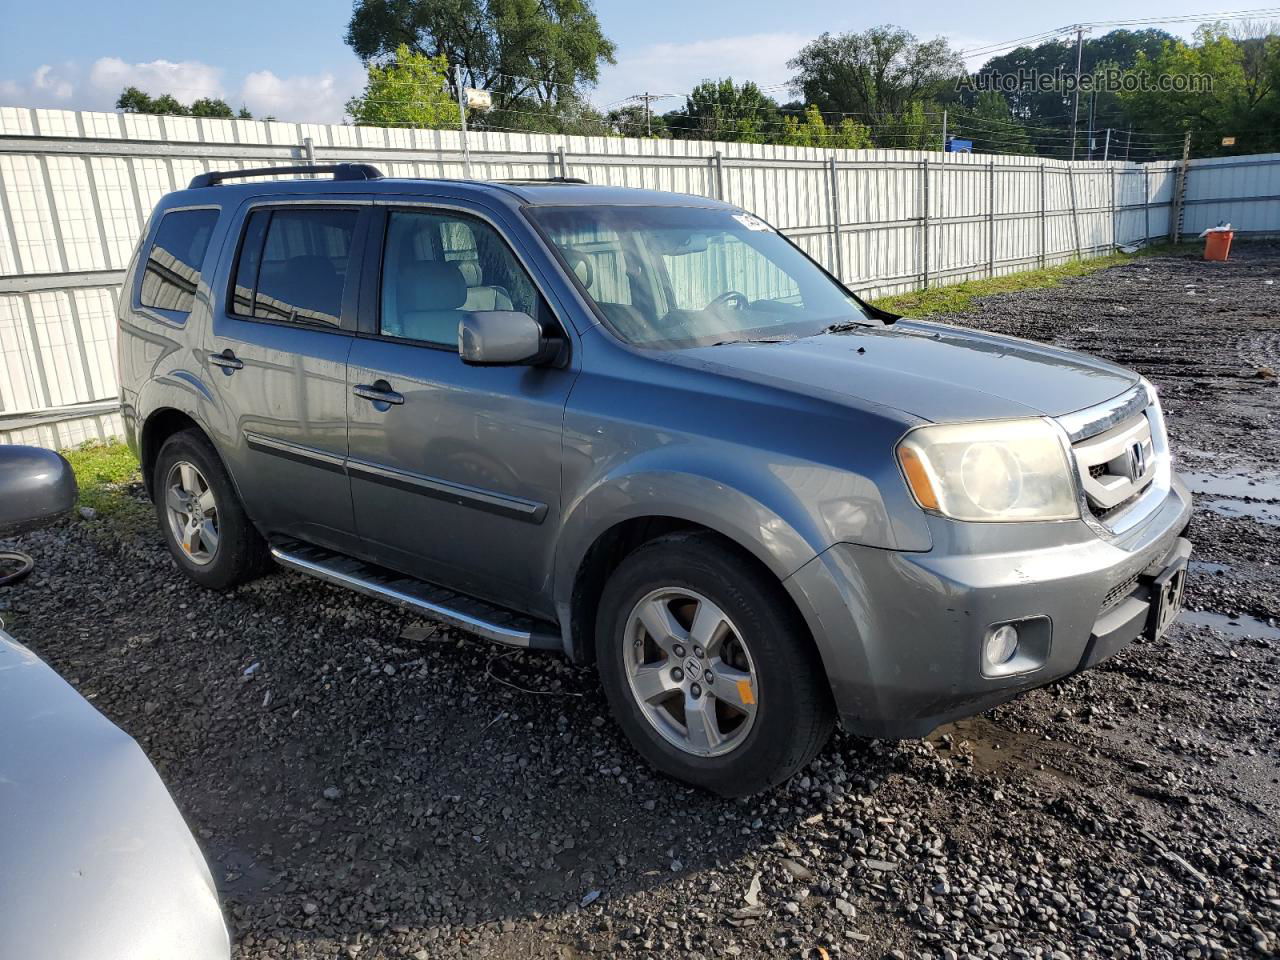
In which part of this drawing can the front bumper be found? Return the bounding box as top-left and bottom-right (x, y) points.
(786, 473), (1193, 739)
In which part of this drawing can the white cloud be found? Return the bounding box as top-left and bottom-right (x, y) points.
(0, 55), (363, 123)
(0, 62), (80, 108)
(87, 57), (226, 104)
(592, 32), (811, 109)
(239, 68), (363, 123)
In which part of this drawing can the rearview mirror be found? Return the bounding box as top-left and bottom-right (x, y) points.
(458, 311), (557, 366)
(0, 446), (79, 537)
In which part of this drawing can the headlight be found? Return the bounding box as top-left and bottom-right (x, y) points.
(897, 418), (1079, 522)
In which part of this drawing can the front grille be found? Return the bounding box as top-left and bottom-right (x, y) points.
(1070, 408), (1158, 527)
(1101, 572), (1140, 611)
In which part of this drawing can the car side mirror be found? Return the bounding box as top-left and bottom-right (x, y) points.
(458, 311), (557, 366)
(0, 446), (79, 537)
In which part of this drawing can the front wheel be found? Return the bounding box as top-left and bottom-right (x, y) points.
(596, 532), (835, 796)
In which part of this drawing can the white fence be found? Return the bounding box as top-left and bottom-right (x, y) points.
(1, 105), (1277, 448)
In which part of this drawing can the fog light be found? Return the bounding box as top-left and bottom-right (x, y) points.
(984, 624), (1020, 667)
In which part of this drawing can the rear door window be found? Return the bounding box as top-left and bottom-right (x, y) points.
(230, 207), (358, 327)
(140, 208), (219, 317)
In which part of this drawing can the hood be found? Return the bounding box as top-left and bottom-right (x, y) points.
(0, 632), (230, 960)
(677, 319), (1139, 423)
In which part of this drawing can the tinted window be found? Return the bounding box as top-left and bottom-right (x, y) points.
(140, 208), (219, 315)
(380, 210), (542, 347)
(231, 208), (357, 327)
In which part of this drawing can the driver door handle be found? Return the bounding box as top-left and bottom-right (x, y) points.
(353, 380), (405, 406)
(209, 349), (243, 372)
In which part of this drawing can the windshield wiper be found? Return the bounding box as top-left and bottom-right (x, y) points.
(710, 335), (792, 346)
(823, 320), (874, 334)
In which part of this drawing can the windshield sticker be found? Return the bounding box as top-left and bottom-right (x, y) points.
(732, 213), (772, 232)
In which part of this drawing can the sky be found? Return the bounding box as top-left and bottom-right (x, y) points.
(0, 0), (1256, 123)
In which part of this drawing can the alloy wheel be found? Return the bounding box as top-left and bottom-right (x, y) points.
(164, 460), (220, 566)
(622, 587), (759, 758)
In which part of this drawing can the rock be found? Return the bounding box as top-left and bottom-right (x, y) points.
(302, 902), (318, 916)
(834, 898), (856, 918)
(323, 786), (342, 800)
(78, 506), (97, 520)
(864, 859), (897, 873)
(744, 874), (762, 907)
(780, 858), (814, 881)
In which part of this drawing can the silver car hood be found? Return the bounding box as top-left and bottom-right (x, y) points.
(678, 319), (1140, 422)
(0, 631), (229, 960)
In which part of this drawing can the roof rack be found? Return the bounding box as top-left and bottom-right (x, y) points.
(188, 163), (385, 189)
(494, 176), (589, 185)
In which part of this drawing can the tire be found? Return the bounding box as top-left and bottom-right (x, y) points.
(153, 429), (268, 591)
(596, 531), (835, 797)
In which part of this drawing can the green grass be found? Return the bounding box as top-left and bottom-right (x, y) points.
(59, 441), (149, 534)
(870, 244), (1183, 318)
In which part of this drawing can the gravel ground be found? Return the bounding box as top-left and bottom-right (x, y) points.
(3, 243), (1278, 960)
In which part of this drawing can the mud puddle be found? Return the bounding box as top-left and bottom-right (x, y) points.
(1183, 468), (1280, 526)
(1178, 610), (1280, 642)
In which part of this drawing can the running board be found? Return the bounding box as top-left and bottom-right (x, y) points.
(269, 539), (561, 650)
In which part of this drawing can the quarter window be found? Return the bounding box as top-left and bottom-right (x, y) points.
(230, 208), (358, 327)
(140, 208), (219, 316)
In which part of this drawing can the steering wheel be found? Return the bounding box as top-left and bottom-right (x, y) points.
(708, 290), (750, 311)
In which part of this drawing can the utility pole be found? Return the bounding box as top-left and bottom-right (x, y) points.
(455, 64), (471, 179)
(1070, 25), (1086, 161)
(631, 92), (661, 137)
(941, 109), (947, 154)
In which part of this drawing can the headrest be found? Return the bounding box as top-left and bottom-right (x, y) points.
(456, 260), (483, 287)
(399, 260), (467, 311)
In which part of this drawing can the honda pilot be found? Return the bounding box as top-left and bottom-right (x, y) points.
(118, 163), (1192, 796)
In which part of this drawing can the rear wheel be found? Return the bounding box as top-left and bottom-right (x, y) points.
(596, 532), (834, 796)
(153, 429), (268, 591)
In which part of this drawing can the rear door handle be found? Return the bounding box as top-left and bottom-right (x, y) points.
(353, 381), (405, 406)
(209, 350), (243, 372)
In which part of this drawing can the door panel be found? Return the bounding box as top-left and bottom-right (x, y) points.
(206, 203), (364, 551)
(346, 340), (571, 615)
(346, 204), (575, 615)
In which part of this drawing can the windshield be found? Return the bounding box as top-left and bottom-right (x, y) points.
(527, 205), (878, 348)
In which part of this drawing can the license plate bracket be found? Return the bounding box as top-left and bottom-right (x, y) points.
(1145, 556), (1187, 641)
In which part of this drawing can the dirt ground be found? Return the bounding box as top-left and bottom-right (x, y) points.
(3, 243), (1278, 960)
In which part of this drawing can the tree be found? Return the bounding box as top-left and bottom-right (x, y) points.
(667, 78), (781, 143)
(606, 103), (667, 138)
(346, 0), (615, 119)
(1118, 24), (1280, 156)
(346, 43), (459, 128)
(116, 86), (154, 113)
(776, 105), (872, 149)
(788, 26), (962, 124)
(190, 98), (236, 119)
(116, 87), (251, 119)
(950, 91), (1034, 154)
(872, 101), (937, 150)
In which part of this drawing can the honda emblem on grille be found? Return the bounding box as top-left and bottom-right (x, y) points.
(1126, 441), (1147, 479)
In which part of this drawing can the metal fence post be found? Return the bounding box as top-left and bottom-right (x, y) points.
(557, 145), (568, 179)
(302, 136), (315, 166)
(455, 65), (472, 179)
(988, 158), (996, 277)
(828, 154), (844, 281)
(713, 150), (725, 201)
(1109, 166), (1117, 248)
(921, 157), (930, 289)
(1066, 165), (1083, 259)
(1143, 166), (1151, 243)
(1039, 162), (1047, 268)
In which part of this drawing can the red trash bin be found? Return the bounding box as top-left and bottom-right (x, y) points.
(1204, 229), (1233, 261)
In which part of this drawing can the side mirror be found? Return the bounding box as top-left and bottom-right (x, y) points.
(0, 446), (79, 537)
(458, 311), (557, 366)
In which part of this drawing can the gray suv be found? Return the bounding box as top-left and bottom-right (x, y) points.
(119, 163), (1192, 796)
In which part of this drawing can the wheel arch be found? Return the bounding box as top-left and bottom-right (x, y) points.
(554, 469), (837, 675)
